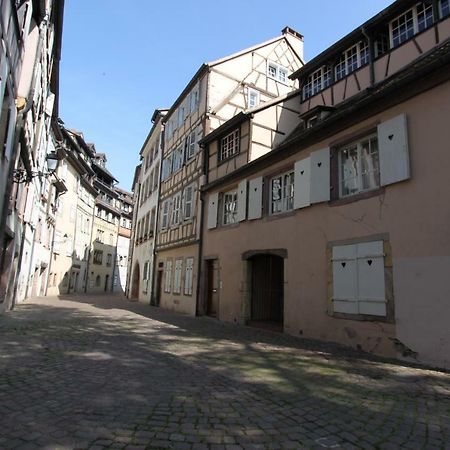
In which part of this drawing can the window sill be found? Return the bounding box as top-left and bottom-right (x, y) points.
(331, 311), (393, 324)
(330, 187), (384, 207)
(265, 209), (296, 221)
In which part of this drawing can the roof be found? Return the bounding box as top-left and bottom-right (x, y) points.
(164, 31), (304, 122)
(139, 109), (168, 156)
(92, 161), (118, 183)
(290, 0), (416, 80)
(203, 37), (450, 192)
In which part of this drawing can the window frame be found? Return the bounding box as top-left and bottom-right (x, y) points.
(164, 260), (172, 293)
(184, 257), (194, 296)
(173, 259), (183, 294)
(221, 189), (238, 226)
(160, 199), (170, 229)
(219, 129), (240, 163)
(267, 61), (290, 84)
(247, 88), (260, 108)
(183, 184), (195, 220)
(171, 192), (182, 227)
(337, 134), (380, 199)
(269, 170), (294, 216)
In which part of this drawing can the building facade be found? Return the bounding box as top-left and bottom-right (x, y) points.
(200, 0), (450, 369)
(0, 0), (65, 311)
(114, 186), (133, 293)
(129, 109), (166, 303)
(155, 28), (304, 316)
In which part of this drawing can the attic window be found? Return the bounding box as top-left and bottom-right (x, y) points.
(267, 61), (289, 84)
(219, 129), (240, 162)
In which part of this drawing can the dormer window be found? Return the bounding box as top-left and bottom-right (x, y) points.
(219, 129), (240, 162)
(441, 0), (450, 18)
(390, 2), (434, 48)
(335, 41), (369, 82)
(302, 66), (331, 100)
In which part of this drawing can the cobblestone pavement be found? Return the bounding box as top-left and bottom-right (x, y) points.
(0, 295), (449, 450)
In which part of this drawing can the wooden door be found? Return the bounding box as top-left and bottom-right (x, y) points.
(207, 259), (219, 317)
(251, 255), (284, 323)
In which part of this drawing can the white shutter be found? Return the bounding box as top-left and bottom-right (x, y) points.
(378, 113), (410, 186)
(45, 93), (55, 116)
(310, 148), (330, 204)
(248, 177), (263, 220)
(294, 157), (311, 209)
(332, 244), (358, 314)
(207, 192), (219, 229)
(237, 179), (247, 222)
(357, 241), (386, 316)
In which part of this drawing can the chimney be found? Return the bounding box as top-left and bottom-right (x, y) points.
(282, 26), (304, 62)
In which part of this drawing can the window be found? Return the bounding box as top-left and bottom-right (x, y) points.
(183, 185), (194, 219)
(267, 61), (289, 83)
(93, 250), (103, 265)
(161, 154), (172, 181)
(185, 130), (196, 160)
(106, 253), (112, 267)
(332, 240), (387, 317)
(390, 3), (434, 48)
(143, 261), (149, 280)
(171, 192), (182, 226)
(339, 135), (379, 198)
(335, 41), (369, 82)
(153, 162), (159, 189)
(164, 260), (172, 293)
(150, 208), (156, 235)
(302, 66), (331, 100)
(172, 146), (184, 172)
(270, 171), (294, 214)
(96, 229), (104, 242)
(307, 116), (318, 129)
(440, 0), (450, 18)
(247, 88), (260, 108)
(222, 190), (237, 225)
(95, 275), (101, 287)
(161, 199), (170, 229)
(184, 257), (194, 295)
(173, 259), (183, 294)
(219, 129), (240, 162)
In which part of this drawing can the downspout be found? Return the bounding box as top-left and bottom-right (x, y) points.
(195, 71), (210, 316)
(361, 27), (375, 87)
(150, 127), (164, 305)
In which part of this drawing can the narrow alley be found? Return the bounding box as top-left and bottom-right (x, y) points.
(0, 295), (449, 450)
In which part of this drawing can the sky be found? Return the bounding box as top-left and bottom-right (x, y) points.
(59, 0), (394, 192)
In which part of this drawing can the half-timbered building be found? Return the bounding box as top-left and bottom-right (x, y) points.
(200, 0), (450, 369)
(156, 28), (304, 315)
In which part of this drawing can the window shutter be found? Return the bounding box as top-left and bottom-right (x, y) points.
(332, 244), (358, 314)
(356, 241), (386, 316)
(293, 157), (311, 209)
(378, 113), (410, 186)
(248, 177), (263, 220)
(310, 147), (330, 204)
(207, 192), (219, 229)
(237, 179), (247, 222)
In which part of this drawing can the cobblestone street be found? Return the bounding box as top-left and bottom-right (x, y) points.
(0, 295), (449, 450)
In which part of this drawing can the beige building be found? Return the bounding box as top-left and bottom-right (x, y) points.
(47, 125), (97, 295)
(87, 152), (120, 293)
(114, 187), (133, 293)
(129, 109), (166, 302)
(200, 0), (450, 369)
(155, 28), (304, 315)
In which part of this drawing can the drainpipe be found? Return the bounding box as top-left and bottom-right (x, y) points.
(361, 27), (375, 87)
(149, 128), (163, 305)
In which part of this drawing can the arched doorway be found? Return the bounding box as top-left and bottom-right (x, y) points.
(131, 263), (140, 299)
(249, 253), (284, 330)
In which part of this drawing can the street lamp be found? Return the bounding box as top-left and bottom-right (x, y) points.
(13, 151), (61, 183)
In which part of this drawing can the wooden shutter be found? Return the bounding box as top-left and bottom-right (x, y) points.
(207, 192), (219, 229)
(356, 241), (386, 316)
(237, 179), (247, 222)
(248, 177), (263, 220)
(293, 157), (311, 209)
(378, 113), (410, 186)
(332, 244), (358, 314)
(310, 148), (330, 204)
